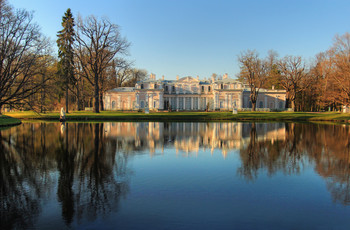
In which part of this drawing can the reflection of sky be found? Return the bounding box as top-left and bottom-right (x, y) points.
(107, 148), (349, 229)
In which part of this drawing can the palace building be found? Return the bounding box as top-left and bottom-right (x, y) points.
(103, 74), (286, 111)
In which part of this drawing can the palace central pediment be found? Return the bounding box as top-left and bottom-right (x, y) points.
(178, 76), (199, 83)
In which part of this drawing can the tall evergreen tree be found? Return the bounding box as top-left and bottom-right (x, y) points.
(57, 8), (75, 113)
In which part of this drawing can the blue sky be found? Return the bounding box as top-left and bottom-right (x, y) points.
(10, 0), (350, 80)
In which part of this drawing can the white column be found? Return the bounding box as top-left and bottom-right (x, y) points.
(176, 97), (179, 110)
(264, 95), (267, 109)
(118, 96), (121, 109)
(198, 97), (201, 110)
(239, 92), (243, 109)
(159, 93), (164, 110)
(145, 94), (149, 108)
(105, 95), (110, 110)
(226, 94), (229, 109)
(183, 97), (186, 110)
(136, 93), (140, 109)
(275, 96), (278, 109)
(213, 94), (217, 109)
(191, 97), (194, 110)
(150, 94), (153, 109)
(229, 94), (232, 109)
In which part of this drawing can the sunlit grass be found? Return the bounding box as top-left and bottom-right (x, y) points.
(0, 114), (22, 127)
(3, 110), (350, 123)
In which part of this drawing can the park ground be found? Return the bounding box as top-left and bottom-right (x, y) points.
(1, 111), (350, 128)
(0, 114), (22, 128)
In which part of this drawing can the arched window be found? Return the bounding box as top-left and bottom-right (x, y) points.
(208, 86), (211, 92)
(112, 101), (116, 109)
(141, 84), (144, 89)
(259, 101), (263, 108)
(201, 86), (204, 92)
(154, 84), (157, 89)
(220, 84), (223, 89)
(172, 86), (175, 93)
(140, 101), (145, 108)
(165, 86), (168, 92)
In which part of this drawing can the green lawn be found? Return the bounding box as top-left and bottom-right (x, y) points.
(0, 114), (22, 128)
(4, 111), (350, 123)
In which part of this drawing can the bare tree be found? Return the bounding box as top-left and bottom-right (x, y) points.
(115, 59), (132, 87)
(0, 0), (51, 112)
(122, 68), (148, 87)
(75, 15), (129, 113)
(238, 50), (268, 111)
(327, 33), (350, 107)
(278, 55), (309, 110)
(264, 50), (281, 89)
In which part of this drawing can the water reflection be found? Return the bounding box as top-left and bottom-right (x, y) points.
(0, 123), (129, 229)
(104, 122), (286, 157)
(0, 122), (350, 229)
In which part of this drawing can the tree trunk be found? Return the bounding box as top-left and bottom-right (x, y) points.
(82, 79), (85, 109)
(252, 101), (256, 111)
(77, 95), (80, 111)
(40, 74), (45, 113)
(252, 102), (256, 111)
(66, 83), (69, 113)
(99, 92), (104, 111)
(76, 85), (81, 111)
(250, 90), (257, 111)
(93, 72), (99, 113)
(291, 100), (296, 111)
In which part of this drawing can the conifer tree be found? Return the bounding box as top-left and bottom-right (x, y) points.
(57, 8), (75, 113)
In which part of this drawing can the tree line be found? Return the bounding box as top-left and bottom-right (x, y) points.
(1, 0), (350, 113)
(238, 33), (350, 112)
(0, 0), (147, 113)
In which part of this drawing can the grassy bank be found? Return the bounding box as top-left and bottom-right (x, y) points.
(4, 111), (350, 123)
(0, 114), (22, 128)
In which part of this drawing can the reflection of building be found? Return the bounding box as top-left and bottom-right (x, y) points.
(104, 122), (286, 157)
(104, 74), (286, 111)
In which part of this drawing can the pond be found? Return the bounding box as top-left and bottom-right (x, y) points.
(1, 122), (350, 229)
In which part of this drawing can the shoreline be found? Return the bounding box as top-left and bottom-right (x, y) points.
(2, 111), (350, 124)
(0, 115), (22, 128)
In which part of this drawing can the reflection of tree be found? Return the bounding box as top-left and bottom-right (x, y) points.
(74, 123), (129, 221)
(56, 123), (75, 225)
(0, 123), (130, 229)
(238, 123), (309, 181)
(282, 123), (305, 175)
(238, 123), (261, 180)
(238, 122), (350, 205)
(310, 124), (350, 205)
(0, 124), (53, 229)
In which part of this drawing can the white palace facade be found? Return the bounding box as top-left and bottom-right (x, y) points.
(103, 74), (286, 111)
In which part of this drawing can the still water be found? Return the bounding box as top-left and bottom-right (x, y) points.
(1, 122), (350, 229)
